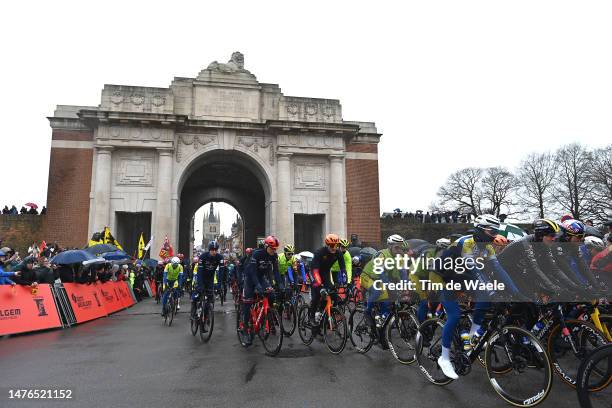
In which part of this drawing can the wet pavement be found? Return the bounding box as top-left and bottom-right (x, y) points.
(0, 296), (591, 408)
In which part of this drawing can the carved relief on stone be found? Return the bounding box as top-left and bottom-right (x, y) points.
(175, 133), (218, 163)
(152, 94), (165, 107)
(287, 104), (299, 116)
(131, 94), (145, 105)
(293, 160), (327, 190)
(322, 105), (336, 118)
(110, 91), (123, 105)
(100, 124), (172, 142)
(305, 103), (317, 116)
(236, 135), (275, 166)
(116, 154), (154, 186)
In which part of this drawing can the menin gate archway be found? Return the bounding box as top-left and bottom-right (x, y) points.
(177, 150), (269, 255)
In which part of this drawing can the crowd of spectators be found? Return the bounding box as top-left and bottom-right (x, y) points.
(1, 205), (46, 215)
(0, 238), (152, 302)
(382, 209), (483, 224)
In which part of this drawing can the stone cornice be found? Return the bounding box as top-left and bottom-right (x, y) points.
(47, 117), (90, 131)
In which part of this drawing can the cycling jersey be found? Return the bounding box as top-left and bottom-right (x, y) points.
(196, 252), (224, 290)
(278, 253), (298, 275)
(311, 246), (346, 288)
(164, 264), (183, 283)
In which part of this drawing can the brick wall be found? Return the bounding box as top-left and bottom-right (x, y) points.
(42, 129), (93, 248)
(0, 215), (44, 254)
(345, 143), (380, 245)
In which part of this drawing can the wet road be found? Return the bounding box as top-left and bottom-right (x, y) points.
(0, 297), (588, 408)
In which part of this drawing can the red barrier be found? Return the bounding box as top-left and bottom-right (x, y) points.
(116, 281), (135, 308)
(0, 284), (62, 336)
(63, 283), (107, 323)
(149, 279), (157, 297)
(97, 281), (125, 314)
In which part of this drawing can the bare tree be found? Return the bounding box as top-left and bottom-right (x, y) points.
(517, 152), (557, 218)
(586, 144), (612, 222)
(437, 167), (484, 215)
(552, 143), (594, 220)
(481, 167), (518, 216)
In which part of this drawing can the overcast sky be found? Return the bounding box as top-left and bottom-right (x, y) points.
(2, 1), (610, 220)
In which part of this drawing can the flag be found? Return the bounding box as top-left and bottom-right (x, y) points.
(158, 236), (174, 261)
(144, 235), (154, 252)
(39, 241), (47, 254)
(137, 233), (145, 259)
(103, 226), (123, 250)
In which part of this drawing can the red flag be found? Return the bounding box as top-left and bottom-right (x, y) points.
(39, 241), (47, 254)
(158, 236), (174, 261)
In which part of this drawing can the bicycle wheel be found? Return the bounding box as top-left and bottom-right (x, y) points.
(297, 304), (314, 345)
(199, 301), (214, 343)
(168, 296), (176, 326)
(259, 308), (283, 356)
(324, 306), (347, 355)
(348, 307), (374, 353)
(163, 301), (169, 325)
(190, 301), (199, 336)
(280, 301), (297, 337)
(577, 344), (612, 408)
(415, 318), (454, 386)
(548, 320), (609, 390)
(486, 326), (552, 407)
(386, 310), (419, 364)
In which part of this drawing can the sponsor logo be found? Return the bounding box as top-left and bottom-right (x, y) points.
(0, 308), (21, 319)
(523, 389), (545, 405)
(100, 289), (114, 302)
(33, 297), (48, 316)
(70, 293), (92, 309)
(93, 293), (102, 307)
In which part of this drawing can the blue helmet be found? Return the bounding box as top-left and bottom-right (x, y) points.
(561, 219), (585, 237)
(208, 241), (219, 251)
(0, 250), (5, 257)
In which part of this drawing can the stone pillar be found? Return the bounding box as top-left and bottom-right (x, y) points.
(154, 148), (174, 252)
(329, 154), (346, 236)
(92, 146), (113, 232)
(276, 152), (293, 245)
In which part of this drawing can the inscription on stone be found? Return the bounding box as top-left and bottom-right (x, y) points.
(195, 87), (259, 119)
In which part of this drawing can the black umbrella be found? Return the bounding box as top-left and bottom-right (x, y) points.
(348, 246), (361, 257)
(85, 244), (119, 256)
(51, 250), (96, 265)
(359, 247), (378, 264)
(144, 259), (159, 269)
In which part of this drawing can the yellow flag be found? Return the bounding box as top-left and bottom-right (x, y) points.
(103, 226), (123, 250)
(138, 233), (145, 259)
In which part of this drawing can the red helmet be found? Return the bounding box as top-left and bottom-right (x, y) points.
(264, 235), (280, 249)
(245, 247), (253, 255)
(325, 233), (340, 246)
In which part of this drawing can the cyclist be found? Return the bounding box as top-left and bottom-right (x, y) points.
(435, 214), (522, 379)
(410, 238), (449, 323)
(331, 238), (352, 286)
(240, 236), (282, 345)
(161, 257), (183, 316)
(308, 234), (347, 333)
(278, 244), (298, 287)
(192, 241), (224, 325)
(217, 258), (229, 300)
(360, 235), (410, 330)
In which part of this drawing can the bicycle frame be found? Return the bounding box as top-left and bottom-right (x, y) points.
(251, 295), (270, 333)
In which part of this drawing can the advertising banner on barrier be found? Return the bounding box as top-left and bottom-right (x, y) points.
(0, 284), (62, 336)
(98, 282), (125, 314)
(116, 281), (135, 308)
(150, 280), (157, 297)
(63, 283), (107, 324)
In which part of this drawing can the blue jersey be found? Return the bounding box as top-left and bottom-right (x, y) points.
(245, 249), (281, 291)
(197, 252), (224, 288)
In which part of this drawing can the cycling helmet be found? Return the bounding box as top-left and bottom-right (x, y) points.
(245, 247), (253, 255)
(584, 236), (605, 250)
(325, 234), (340, 246)
(284, 244), (295, 253)
(339, 238), (350, 248)
(560, 214), (574, 223)
(0, 250), (5, 257)
(171, 257), (180, 265)
(533, 219), (560, 236)
(386, 234), (405, 245)
(264, 235), (280, 249)
(473, 214), (501, 230)
(435, 238), (451, 249)
(208, 241), (219, 251)
(561, 219), (585, 237)
(352, 256), (360, 266)
(493, 235), (508, 246)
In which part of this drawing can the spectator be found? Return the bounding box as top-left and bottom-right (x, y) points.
(9, 205), (18, 214)
(19, 206), (27, 214)
(40, 206), (47, 215)
(585, 219), (594, 227)
(2, 205), (9, 214)
(13, 257), (38, 286)
(57, 264), (75, 283)
(603, 219), (611, 243)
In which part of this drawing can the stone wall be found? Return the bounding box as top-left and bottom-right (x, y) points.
(0, 215), (44, 254)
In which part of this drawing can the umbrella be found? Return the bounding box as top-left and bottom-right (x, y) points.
(144, 258), (159, 269)
(394, 208), (402, 212)
(82, 257), (106, 266)
(101, 250), (131, 262)
(51, 250), (96, 265)
(406, 239), (428, 249)
(25, 202), (38, 209)
(498, 223), (527, 241)
(359, 247), (378, 264)
(85, 244), (119, 256)
(585, 225), (603, 238)
(298, 251), (314, 260)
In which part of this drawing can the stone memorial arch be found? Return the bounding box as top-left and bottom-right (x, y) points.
(44, 52), (381, 255)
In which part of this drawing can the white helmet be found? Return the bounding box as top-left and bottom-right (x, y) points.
(584, 236), (605, 250)
(387, 234), (405, 245)
(171, 256), (180, 265)
(474, 214), (501, 230)
(436, 238), (451, 249)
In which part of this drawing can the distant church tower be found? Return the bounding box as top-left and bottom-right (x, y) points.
(202, 203), (220, 247)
